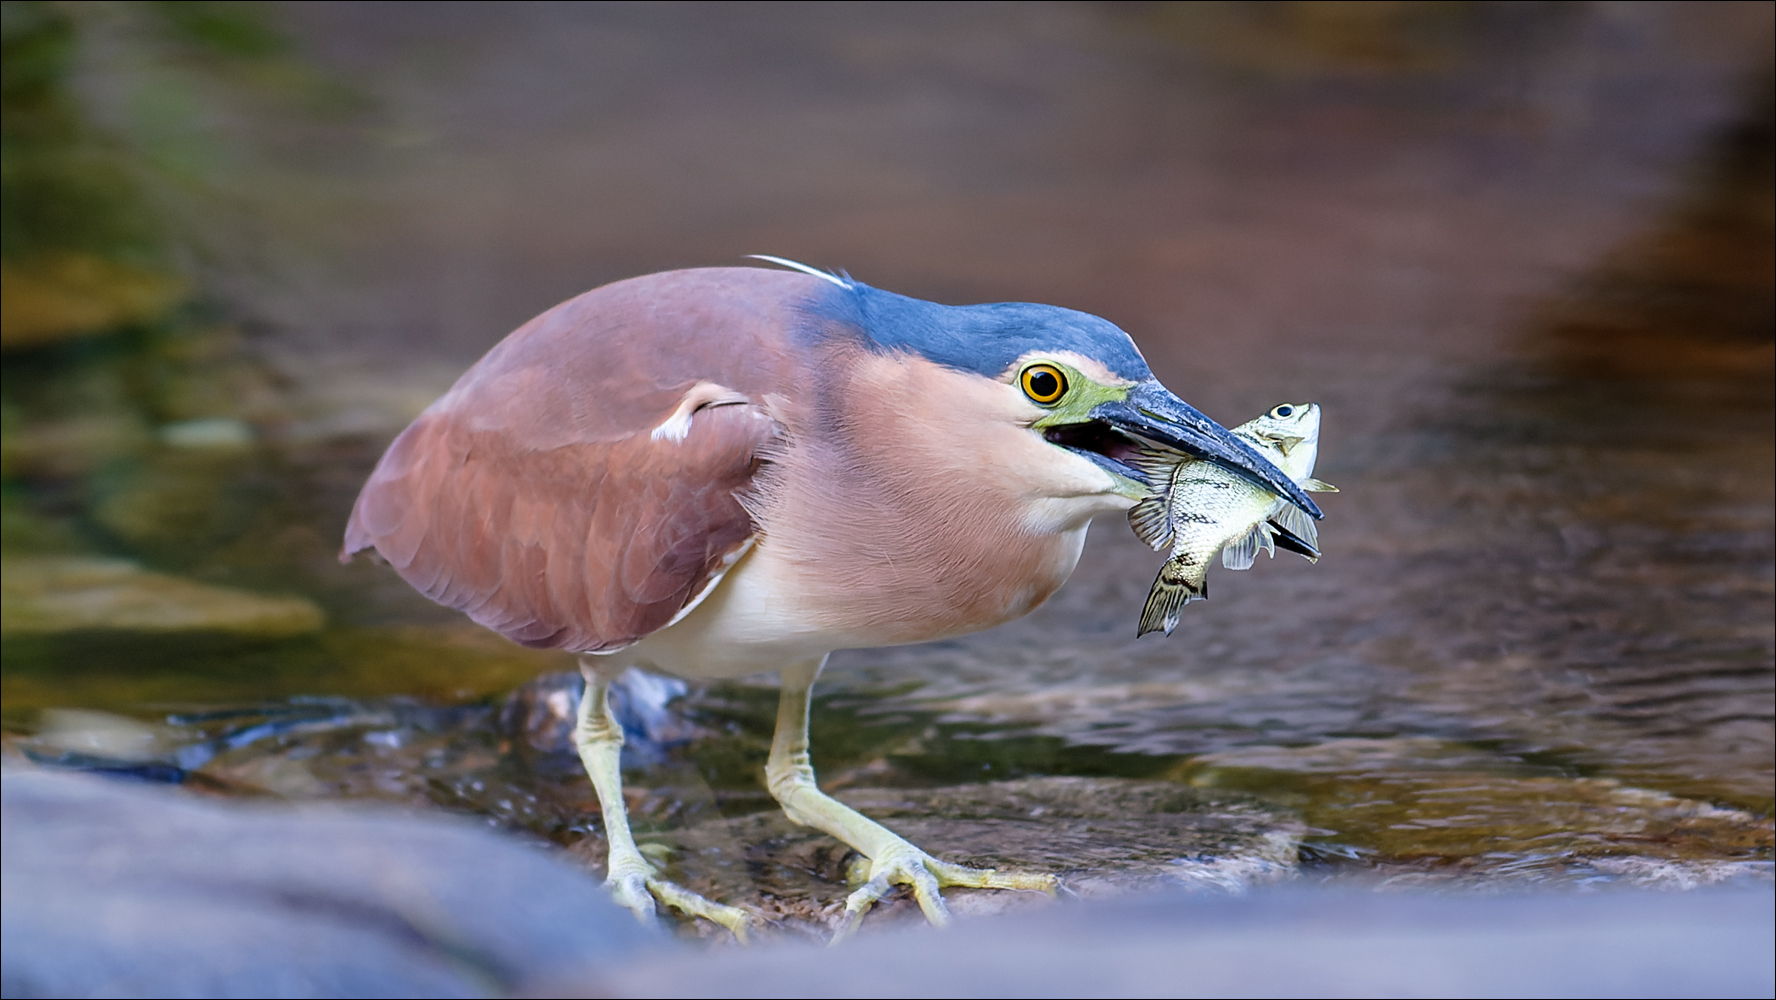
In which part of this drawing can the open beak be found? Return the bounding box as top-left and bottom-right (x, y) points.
(1088, 381), (1323, 519)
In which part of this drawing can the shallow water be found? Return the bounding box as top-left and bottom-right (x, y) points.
(3, 2), (1771, 938)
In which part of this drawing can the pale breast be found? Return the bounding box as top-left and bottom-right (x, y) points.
(618, 518), (1092, 679)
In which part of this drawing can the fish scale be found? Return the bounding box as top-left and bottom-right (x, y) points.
(1129, 403), (1337, 637)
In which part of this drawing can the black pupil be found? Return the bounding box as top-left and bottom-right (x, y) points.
(1275, 405), (1293, 416)
(1030, 370), (1059, 398)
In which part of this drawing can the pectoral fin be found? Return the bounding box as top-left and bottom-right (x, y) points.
(1128, 450), (1189, 483)
(1304, 478), (1339, 493)
(1269, 434), (1308, 456)
(1128, 495), (1174, 551)
(1222, 522), (1274, 571)
(1268, 505), (1321, 562)
(1272, 502), (1320, 552)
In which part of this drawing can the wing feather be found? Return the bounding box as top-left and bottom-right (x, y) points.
(342, 268), (812, 653)
(347, 403), (775, 651)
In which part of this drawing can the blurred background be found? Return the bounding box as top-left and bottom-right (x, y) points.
(2, 1), (1771, 936)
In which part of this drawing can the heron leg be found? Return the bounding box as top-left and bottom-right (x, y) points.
(765, 658), (1057, 942)
(573, 658), (751, 942)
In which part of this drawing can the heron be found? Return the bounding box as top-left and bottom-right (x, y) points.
(342, 258), (1321, 939)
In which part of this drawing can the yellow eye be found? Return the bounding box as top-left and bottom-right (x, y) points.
(1021, 364), (1067, 405)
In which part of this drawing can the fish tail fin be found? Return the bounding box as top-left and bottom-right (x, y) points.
(1128, 495), (1173, 551)
(1304, 478), (1339, 493)
(1138, 559), (1205, 637)
(1221, 522), (1270, 571)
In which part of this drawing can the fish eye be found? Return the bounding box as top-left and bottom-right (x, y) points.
(1271, 404), (1294, 418)
(1021, 364), (1068, 405)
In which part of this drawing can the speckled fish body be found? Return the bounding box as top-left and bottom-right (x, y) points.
(1129, 403), (1336, 637)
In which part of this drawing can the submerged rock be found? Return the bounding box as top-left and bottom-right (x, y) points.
(0, 557), (323, 637)
(1177, 739), (1776, 885)
(29, 709), (180, 763)
(90, 450), (265, 562)
(158, 417), (255, 451)
(0, 255), (183, 350)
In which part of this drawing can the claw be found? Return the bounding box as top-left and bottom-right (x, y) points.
(649, 877), (754, 943)
(834, 865), (943, 944)
(829, 842), (1054, 945)
(607, 870), (658, 925)
(904, 862), (950, 926)
(603, 854), (751, 942)
(604, 869), (753, 942)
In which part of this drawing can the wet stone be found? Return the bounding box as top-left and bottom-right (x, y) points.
(1178, 739), (1775, 888)
(0, 255), (184, 350)
(91, 450), (268, 564)
(29, 709), (181, 764)
(593, 776), (1304, 940)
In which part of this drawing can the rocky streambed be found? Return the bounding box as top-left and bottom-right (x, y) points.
(2, 0), (1770, 963)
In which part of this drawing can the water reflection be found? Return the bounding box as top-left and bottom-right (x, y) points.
(2, 1), (1771, 938)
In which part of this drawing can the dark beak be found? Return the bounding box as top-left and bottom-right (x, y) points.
(1092, 381), (1323, 519)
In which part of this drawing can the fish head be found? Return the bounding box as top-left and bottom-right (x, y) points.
(1237, 403), (1322, 481)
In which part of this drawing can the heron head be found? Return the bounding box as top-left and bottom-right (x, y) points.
(814, 279), (1323, 521)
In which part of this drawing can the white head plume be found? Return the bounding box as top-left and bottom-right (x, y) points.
(745, 255), (852, 289)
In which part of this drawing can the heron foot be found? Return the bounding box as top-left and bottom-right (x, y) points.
(767, 660), (1057, 944)
(648, 876), (753, 943)
(833, 838), (1057, 943)
(606, 857), (753, 942)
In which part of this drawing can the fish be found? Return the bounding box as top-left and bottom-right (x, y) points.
(1128, 402), (1337, 637)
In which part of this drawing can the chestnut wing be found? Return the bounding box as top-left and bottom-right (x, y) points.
(344, 401), (776, 652)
